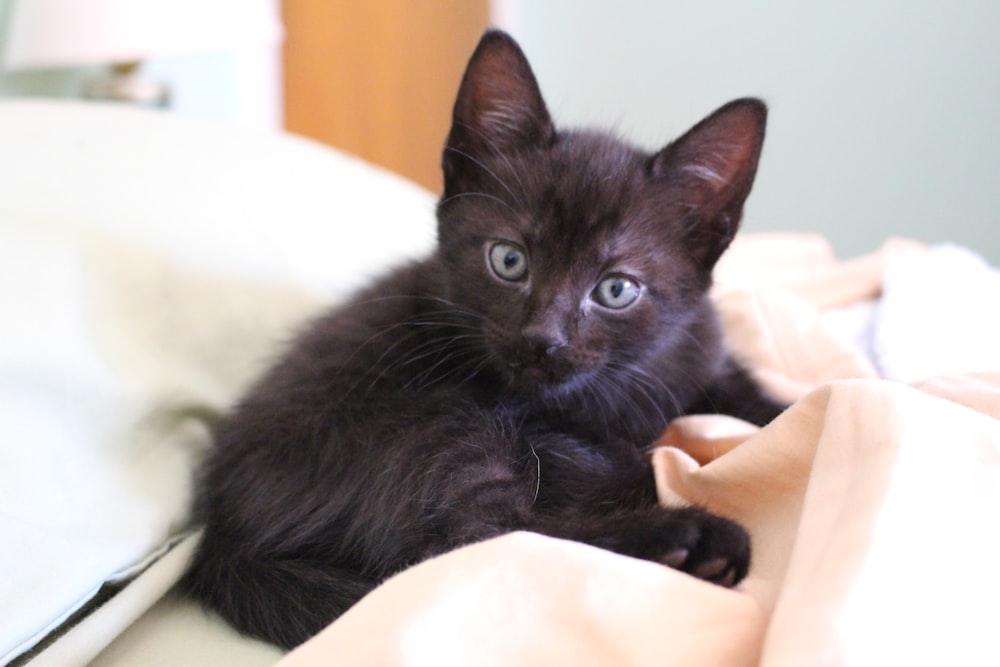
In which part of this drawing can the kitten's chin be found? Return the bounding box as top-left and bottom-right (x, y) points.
(503, 367), (552, 394)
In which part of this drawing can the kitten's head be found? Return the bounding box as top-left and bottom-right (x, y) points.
(437, 31), (766, 396)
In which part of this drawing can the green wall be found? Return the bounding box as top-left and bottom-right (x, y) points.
(0, 0), (98, 98)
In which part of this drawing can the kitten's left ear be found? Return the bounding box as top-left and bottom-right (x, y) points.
(443, 31), (554, 190)
(651, 98), (767, 268)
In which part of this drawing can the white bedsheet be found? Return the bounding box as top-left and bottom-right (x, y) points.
(874, 243), (1000, 382)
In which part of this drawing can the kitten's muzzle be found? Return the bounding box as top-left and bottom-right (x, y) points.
(521, 324), (567, 359)
(501, 326), (573, 390)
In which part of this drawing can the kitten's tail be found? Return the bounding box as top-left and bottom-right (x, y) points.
(182, 529), (377, 650)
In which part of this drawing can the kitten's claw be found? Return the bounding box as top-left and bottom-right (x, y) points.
(717, 567), (737, 588)
(661, 548), (689, 569)
(692, 557), (729, 581)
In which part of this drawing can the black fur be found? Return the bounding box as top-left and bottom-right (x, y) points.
(184, 30), (784, 649)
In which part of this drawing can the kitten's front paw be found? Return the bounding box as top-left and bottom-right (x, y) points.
(658, 508), (750, 588)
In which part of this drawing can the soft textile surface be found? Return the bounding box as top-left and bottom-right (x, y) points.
(4, 100), (999, 666)
(279, 235), (1000, 667)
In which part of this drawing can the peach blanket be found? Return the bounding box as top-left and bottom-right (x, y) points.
(279, 235), (1000, 667)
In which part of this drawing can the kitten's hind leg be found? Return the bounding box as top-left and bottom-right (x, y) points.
(692, 357), (787, 427)
(183, 529), (377, 650)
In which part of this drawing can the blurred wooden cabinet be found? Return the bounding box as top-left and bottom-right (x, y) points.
(282, 0), (489, 193)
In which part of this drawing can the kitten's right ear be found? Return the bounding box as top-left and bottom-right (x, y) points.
(651, 99), (768, 268)
(444, 31), (554, 175)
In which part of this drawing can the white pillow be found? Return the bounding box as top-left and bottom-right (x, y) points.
(0, 99), (438, 662)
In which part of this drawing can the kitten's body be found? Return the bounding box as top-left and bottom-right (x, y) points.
(186, 32), (784, 649)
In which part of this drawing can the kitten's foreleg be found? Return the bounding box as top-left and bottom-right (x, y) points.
(511, 432), (751, 587)
(531, 505), (750, 587)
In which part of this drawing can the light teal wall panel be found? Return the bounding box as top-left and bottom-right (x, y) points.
(499, 0), (1000, 262)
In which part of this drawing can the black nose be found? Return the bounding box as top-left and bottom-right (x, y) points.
(521, 325), (567, 357)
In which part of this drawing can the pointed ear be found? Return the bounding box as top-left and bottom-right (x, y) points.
(444, 31), (554, 180)
(651, 98), (767, 268)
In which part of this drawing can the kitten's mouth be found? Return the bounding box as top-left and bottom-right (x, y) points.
(501, 358), (580, 394)
(487, 333), (591, 395)
(507, 362), (550, 384)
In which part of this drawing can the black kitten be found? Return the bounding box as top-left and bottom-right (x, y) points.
(185, 30), (784, 649)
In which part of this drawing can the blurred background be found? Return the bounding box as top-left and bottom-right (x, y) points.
(1, 0), (998, 262)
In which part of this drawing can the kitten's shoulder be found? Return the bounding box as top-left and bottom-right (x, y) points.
(276, 256), (444, 368)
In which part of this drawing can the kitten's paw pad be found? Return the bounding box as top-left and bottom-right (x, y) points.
(658, 509), (750, 588)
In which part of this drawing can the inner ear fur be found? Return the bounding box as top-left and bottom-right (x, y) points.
(651, 98), (768, 267)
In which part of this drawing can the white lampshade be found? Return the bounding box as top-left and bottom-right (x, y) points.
(3, 0), (284, 70)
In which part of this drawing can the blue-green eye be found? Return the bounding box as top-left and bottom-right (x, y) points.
(594, 275), (640, 309)
(488, 242), (528, 281)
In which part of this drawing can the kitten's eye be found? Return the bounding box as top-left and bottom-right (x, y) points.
(593, 275), (641, 309)
(488, 242), (529, 282)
